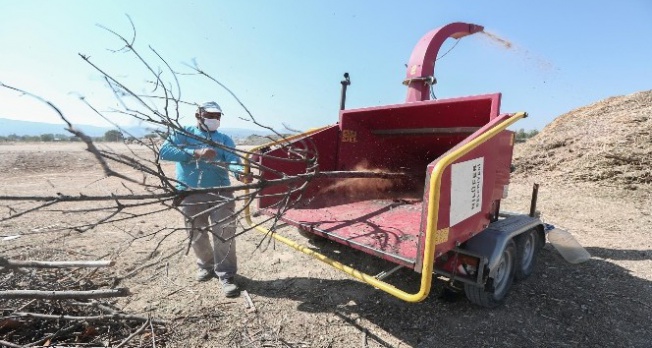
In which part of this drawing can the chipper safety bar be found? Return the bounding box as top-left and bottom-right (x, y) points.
(243, 22), (529, 302)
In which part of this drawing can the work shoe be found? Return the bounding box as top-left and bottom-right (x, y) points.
(220, 277), (240, 298)
(196, 268), (214, 282)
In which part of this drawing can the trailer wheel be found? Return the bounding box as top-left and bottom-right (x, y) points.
(464, 240), (516, 308)
(514, 229), (541, 281)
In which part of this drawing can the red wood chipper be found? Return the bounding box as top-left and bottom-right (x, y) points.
(244, 22), (548, 307)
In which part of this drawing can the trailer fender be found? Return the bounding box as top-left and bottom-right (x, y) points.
(463, 215), (543, 279)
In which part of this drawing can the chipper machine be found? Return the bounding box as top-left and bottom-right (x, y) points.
(244, 22), (577, 307)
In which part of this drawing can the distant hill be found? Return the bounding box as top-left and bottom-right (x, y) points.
(0, 118), (111, 137)
(0, 118), (271, 139)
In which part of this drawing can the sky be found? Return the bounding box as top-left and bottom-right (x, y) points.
(1, 0), (651, 133)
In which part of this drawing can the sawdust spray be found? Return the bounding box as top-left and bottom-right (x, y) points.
(320, 160), (395, 200)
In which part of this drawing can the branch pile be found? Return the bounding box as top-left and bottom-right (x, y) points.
(0, 260), (167, 347)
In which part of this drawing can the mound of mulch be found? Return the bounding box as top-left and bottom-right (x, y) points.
(513, 90), (652, 189)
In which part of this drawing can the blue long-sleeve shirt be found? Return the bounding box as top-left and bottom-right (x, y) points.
(159, 126), (243, 190)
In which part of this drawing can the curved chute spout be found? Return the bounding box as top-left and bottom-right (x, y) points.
(404, 22), (484, 102)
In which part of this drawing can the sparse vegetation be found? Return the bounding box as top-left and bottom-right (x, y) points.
(0, 133), (79, 142)
(237, 133), (293, 146)
(103, 129), (124, 142)
(514, 128), (539, 143)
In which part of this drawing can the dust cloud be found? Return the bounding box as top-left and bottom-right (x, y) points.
(320, 160), (395, 200)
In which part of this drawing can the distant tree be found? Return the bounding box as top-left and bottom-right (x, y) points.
(104, 129), (124, 142)
(40, 133), (55, 142)
(7, 134), (19, 142)
(515, 128), (527, 143)
(23, 135), (40, 142)
(514, 128), (539, 143)
(143, 132), (159, 139)
(54, 133), (70, 141)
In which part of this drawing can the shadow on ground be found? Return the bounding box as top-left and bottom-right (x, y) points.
(240, 240), (652, 347)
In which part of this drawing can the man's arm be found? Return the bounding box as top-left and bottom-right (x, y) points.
(159, 132), (195, 162)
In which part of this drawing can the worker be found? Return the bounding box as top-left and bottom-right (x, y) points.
(160, 101), (252, 298)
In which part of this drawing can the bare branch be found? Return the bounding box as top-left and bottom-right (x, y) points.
(2, 170), (409, 203)
(0, 340), (23, 348)
(9, 311), (166, 325)
(115, 318), (152, 348)
(0, 258), (115, 268)
(23, 324), (79, 348)
(0, 288), (131, 300)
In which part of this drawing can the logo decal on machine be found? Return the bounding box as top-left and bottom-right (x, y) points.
(450, 157), (484, 226)
(434, 228), (449, 245)
(342, 130), (357, 143)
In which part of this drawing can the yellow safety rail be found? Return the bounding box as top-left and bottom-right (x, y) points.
(243, 112), (526, 302)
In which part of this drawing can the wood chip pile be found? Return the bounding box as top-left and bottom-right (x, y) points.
(513, 90), (652, 189)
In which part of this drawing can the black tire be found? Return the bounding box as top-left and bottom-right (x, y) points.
(514, 229), (541, 281)
(464, 240), (516, 308)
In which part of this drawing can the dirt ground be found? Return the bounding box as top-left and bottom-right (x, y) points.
(1, 141), (650, 348)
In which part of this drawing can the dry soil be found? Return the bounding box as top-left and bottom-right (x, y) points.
(1, 90), (651, 347)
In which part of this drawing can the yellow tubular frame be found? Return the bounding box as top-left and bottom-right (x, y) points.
(243, 112), (526, 302)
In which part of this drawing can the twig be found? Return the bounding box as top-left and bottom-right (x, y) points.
(15, 299), (36, 311)
(69, 300), (120, 313)
(119, 247), (183, 280)
(241, 332), (263, 348)
(0, 257), (115, 268)
(24, 323), (78, 347)
(150, 318), (157, 348)
(0, 340), (22, 348)
(243, 290), (256, 313)
(115, 317), (151, 348)
(10, 311), (167, 325)
(1, 170), (410, 203)
(334, 311), (393, 348)
(0, 288), (130, 300)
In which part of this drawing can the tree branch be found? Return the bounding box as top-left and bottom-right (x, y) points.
(0, 288), (131, 300)
(115, 318), (152, 348)
(0, 258), (115, 268)
(10, 311), (166, 325)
